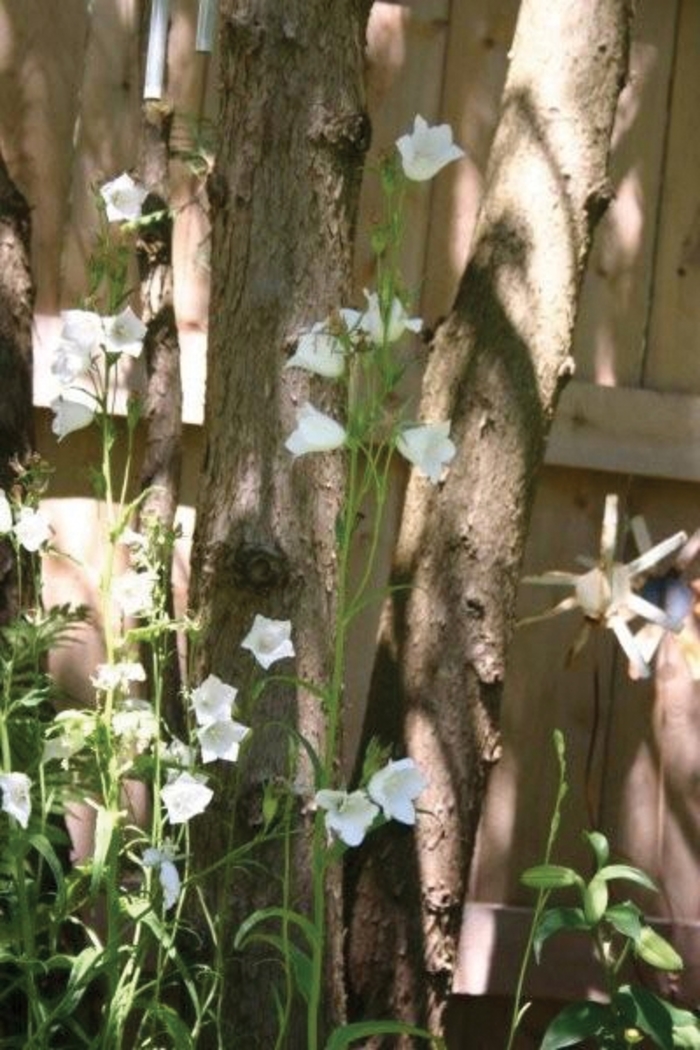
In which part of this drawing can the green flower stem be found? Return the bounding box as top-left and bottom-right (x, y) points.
(308, 814), (328, 1050)
(505, 731), (568, 1050)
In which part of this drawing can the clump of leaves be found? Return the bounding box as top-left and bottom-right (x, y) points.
(522, 831), (700, 1049)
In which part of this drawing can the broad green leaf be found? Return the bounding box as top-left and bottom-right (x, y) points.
(584, 831), (610, 869)
(673, 1026), (700, 1048)
(521, 864), (581, 890)
(663, 1002), (700, 1031)
(541, 1001), (613, 1049)
(533, 907), (589, 963)
(605, 901), (643, 943)
(614, 985), (674, 1050)
(583, 874), (608, 924)
(325, 1020), (443, 1049)
(635, 927), (683, 972)
(598, 864), (658, 892)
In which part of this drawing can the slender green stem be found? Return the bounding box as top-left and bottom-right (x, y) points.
(307, 815), (328, 1050)
(505, 732), (568, 1050)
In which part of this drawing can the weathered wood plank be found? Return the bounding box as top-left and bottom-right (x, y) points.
(422, 0), (520, 323)
(0, 1), (88, 317)
(546, 379), (700, 483)
(573, 0), (679, 384)
(456, 902), (700, 1000)
(354, 1), (449, 304)
(645, 1), (700, 393)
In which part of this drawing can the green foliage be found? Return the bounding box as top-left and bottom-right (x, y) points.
(524, 827), (695, 1049)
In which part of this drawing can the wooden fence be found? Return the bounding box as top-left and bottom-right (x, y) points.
(2, 0), (700, 1038)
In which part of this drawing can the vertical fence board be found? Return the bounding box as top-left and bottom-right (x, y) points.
(422, 0), (520, 323)
(573, 0), (679, 385)
(0, 1), (88, 319)
(645, 0), (700, 393)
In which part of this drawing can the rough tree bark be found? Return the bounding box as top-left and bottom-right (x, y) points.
(347, 0), (633, 1041)
(188, 1), (371, 1045)
(0, 150), (34, 622)
(137, 1), (184, 723)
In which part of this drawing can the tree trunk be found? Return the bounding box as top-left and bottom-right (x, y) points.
(188, 1), (370, 1044)
(137, 69), (184, 727)
(347, 0), (633, 1041)
(0, 151), (34, 622)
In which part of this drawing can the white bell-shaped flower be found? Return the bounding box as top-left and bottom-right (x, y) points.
(102, 306), (147, 358)
(0, 772), (32, 828)
(368, 758), (427, 825)
(161, 772), (213, 824)
(51, 391), (96, 442)
(396, 421), (456, 483)
(396, 115), (465, 182)
(285, 402), (346, 458)
(100, 173), (148, 223)
(241, 614), (295, 670)
(197, 718), (250, 764)
(315, 788), (379, 847)
(190, 674), (238, 727)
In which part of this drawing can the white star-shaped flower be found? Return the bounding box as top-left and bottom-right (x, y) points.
(367, 758), (427, 825)
(190, 674), (238, 726)
(285, 402), (347, 458)
(161, 772), (213, 825)
(241, 615), (295, 670)
(314, 788), (379, 847)
(396, 421), (456, 483)
(396, 115), (465, 182)
(0, 772), (32, 828)
(197, 718), (250, 764)
(100, 173), (148, 223)
(521, 494), (688, 678)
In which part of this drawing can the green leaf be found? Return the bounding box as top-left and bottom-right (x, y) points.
(583, 874), (609, 924)
(598, 864), (658, 893)
(520, 864), (581, 890)
(663, 1001), (700, 1031)
(584, 830), (610, 869)
(541, 1001), (613, 1049)
(90, 805), (119, 895)
(673, 1026), (700, 1048)
(145, 1002), (195, 1048)
(614, 985), (674, 1050)
(533, 907), (589, 963)
(29, 832), (67, 914)
(234, 906), (319, 953)
(605, 901), (643, 942)
(325, 1020), (443, 1049)
(635, 927), (683, 972)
